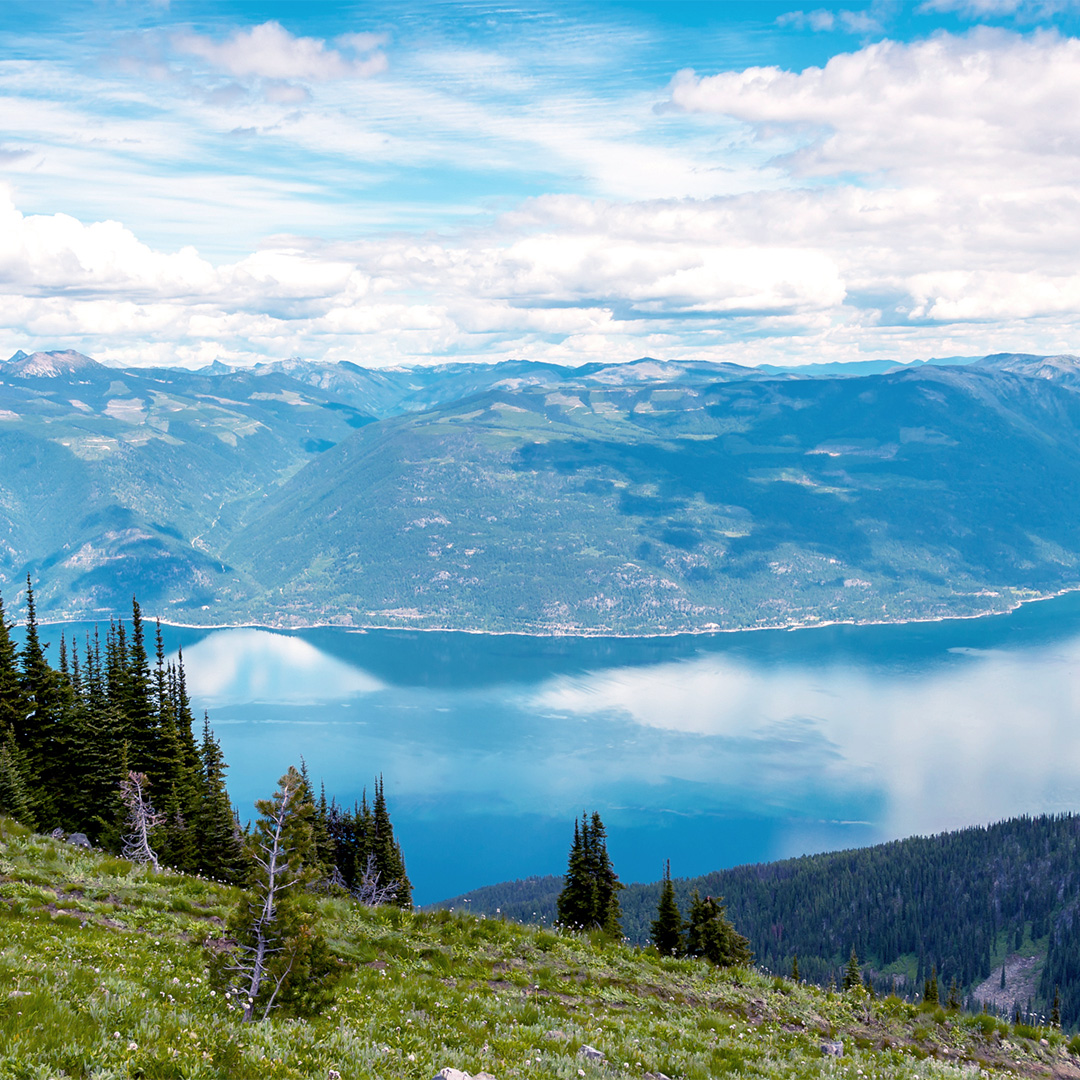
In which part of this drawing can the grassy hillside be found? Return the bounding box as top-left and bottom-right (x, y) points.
(3, 816), (1080, 1079)
(436, 815), (1080, 1025)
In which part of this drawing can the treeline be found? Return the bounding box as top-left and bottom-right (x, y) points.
(0, 581), (410, 904)
(438, 815), (1080, 1026)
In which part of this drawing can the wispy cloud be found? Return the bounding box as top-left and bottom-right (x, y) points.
(172, 21), (388, 82)
(2, 7), (1080, 367)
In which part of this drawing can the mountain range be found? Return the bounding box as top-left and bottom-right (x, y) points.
(4, 348), (1080, 631)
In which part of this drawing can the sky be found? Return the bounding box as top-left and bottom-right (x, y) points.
(2, 0), (1080, 369)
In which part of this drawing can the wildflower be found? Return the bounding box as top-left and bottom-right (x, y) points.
(128, 1042), (138, 1051)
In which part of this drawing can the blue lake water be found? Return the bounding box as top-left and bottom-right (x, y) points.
(40, 593), (1080, 904)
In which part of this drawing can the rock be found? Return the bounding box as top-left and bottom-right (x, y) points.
(474, 1074), (498, 1080)
(820, 1040), (844, 1057)
(433, 1070), (471, 1080)
(644, 1073), (673, 1080)
(67, 833), (91, 848)
(543, 1029), (567, 1041)
(578, 1045), (606, 1063)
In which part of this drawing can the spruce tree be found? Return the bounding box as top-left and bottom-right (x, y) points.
(586, 811), (622, 937)
(196, 716), (246, 882)
(1052, 986), (1062, 1028)
(651, 860), (683, 956)
(923, 965), (939, 1005)
(556, 816), (594, 930)
(685, 890), (752, 967)
(0, 729), (36, 827)
(791, 954), (799, 982)
(0, 592), (26, 739)
(844, 946), (862, 991)
(17, 577), (60, 826)
(371, 776), (411, 906)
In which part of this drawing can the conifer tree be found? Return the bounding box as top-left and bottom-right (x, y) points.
(556, 811), (622, 936)
(556, 816), (595, 929)
(0, 729), (36, 827)
(0, 592), (26, 739)
(218, 766), (341, 1020)
(371, 776), (411, 906)
(947, 977), (962, 1010)
(684, 890), (752, 967)
(1052, 986), (1062, 1028)
(844, 946), (862, 991)
(587, 811), (623, 938)
(17, 577), (60, 825)
(197, 716), (246, 882)
(923, 965), (939, 1004)
(791, 954), (799, 982)
(651, 860), (683, 956)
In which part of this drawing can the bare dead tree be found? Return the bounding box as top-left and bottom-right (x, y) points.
(119, 771), (164, 870)
(227, 774), (306, 1022)
(352, 852), (399, 907)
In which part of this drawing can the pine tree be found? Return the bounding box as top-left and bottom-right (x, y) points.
(947, 977), (962, 1010)
(196, 716), (246, 882)
(556, 811), (622, 936)
(651, 860), (683, 957)
(791, 954), (799, 981)
(843, 946), (862, 991)
(17, 577), (61, 826)
(587, 811), (622, 937)
(370, 777), (405, 905)
(0, 592), (27, 739)
(923, 964), (939, 1004)
(685, 890), (752, 967)
(1052, 986), (1061, 1028)
(0, 729), (36, 827)
(556, 816), (594, 930)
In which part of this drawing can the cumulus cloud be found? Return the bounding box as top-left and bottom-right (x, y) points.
(5, 26), (1080, 368)
(668, 29), (1080, 187)
(172, 21), (387, 82)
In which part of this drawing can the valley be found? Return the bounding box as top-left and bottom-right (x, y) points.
(6, 350), (1080, 635)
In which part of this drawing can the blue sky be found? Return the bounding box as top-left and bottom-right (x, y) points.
(2, 0), (1080, 368)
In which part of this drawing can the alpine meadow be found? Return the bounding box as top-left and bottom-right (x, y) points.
(6, 2), (1080, 1079)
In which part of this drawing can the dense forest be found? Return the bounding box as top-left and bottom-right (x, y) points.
(438, 815), (1080, 1027)
(0, 581), (410, 903)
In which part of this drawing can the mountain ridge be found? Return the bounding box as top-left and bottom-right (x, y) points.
(6, 350), (1080, 630)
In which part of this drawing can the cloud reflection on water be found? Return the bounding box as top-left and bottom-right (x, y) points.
(179, 628), (384, 704)
(530, 638), (1080, 845)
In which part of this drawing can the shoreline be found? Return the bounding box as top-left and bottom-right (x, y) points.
(30, 583), (1080, 640)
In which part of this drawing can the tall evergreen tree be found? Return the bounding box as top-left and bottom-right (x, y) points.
(556, 816), (595, 930)
(371, 775), (411, 906)
(923, 965), (939, 1004)
(196, 716), (246, 882)
(844, 946), (862, 991)
(0, 593), (27, 746)
(556, 811), (622, 937)
(651, 860), (684, 956)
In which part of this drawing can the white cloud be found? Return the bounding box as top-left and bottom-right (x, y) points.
(173, 21), (387, 82)
(668, 29), (1080, 187)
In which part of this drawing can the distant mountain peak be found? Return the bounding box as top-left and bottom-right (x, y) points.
(3, 349), (106, 378)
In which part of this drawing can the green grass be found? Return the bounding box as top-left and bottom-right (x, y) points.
(0, 816), (1076, 1079)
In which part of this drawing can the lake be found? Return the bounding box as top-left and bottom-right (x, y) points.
(38, 593), (1080, 904)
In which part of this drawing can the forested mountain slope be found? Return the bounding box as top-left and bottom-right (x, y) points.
(436, 814), (1080, 1026)
(8, 349), (1080, 630)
